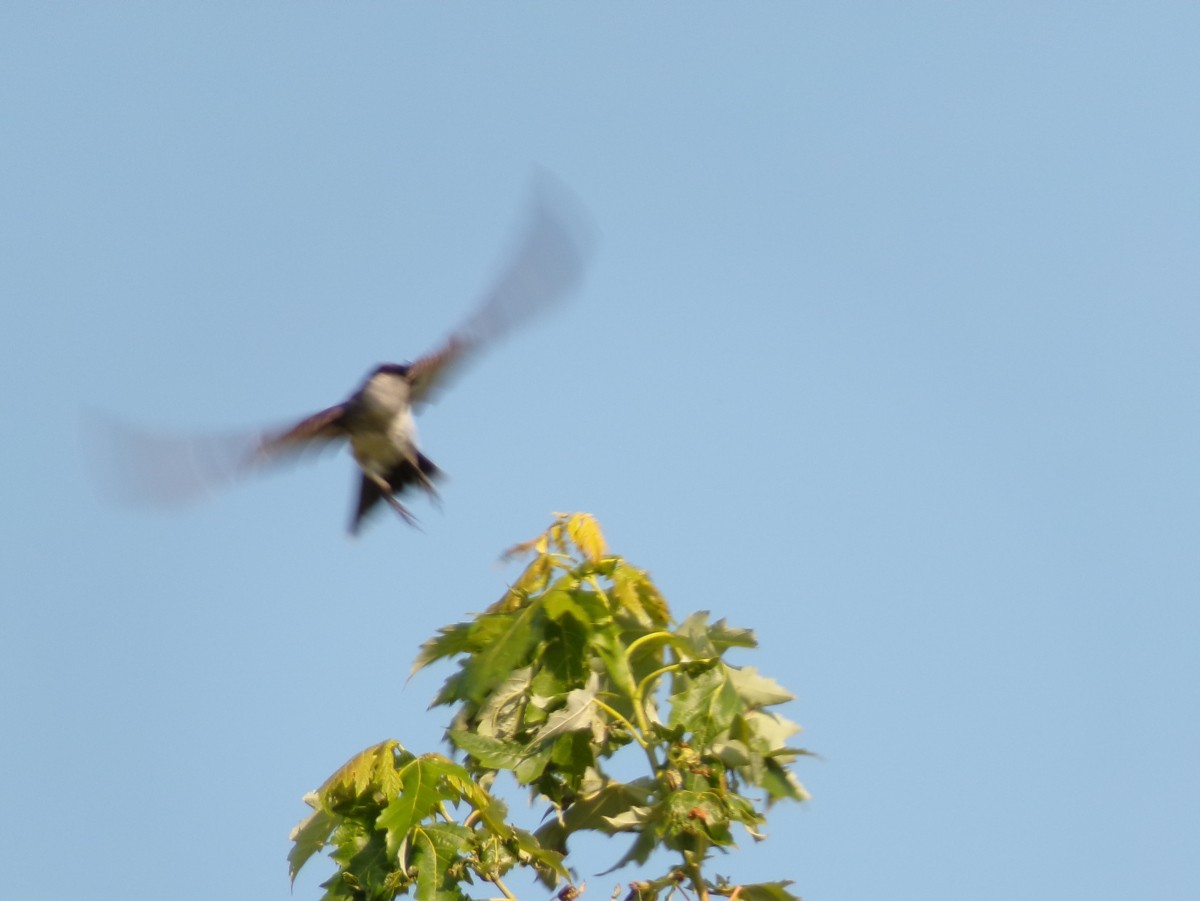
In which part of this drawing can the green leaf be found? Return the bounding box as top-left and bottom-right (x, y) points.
(668, 664), (743, 746)
(406, 824), (475, 901)
(563, 587), (612, 623)
(411, 827), (441, 901)
(610, 563), (671, 628)
(318, 740), (403, 809)
(563, 511), (607, 561)
(721, 710), (811, 802)
(512, 828), (570, 881)
(421, 821), (474, 856)
(728, 666), (794, 708)
(706, 618), (758, 651)
(528, 668), (568, 718)
(448, 729), (531, 770)
(288, 805), (340, 884)
(548, 731), (598, 787)
(601, 804), (654, 831)
(723, 791), (766, 831)
(329, 821), (395, 901)
(543, 587), (608, 626)
(672, 612), (718, 659)
(430, 670), (468, 709)
(598, 826), (658, 874)
(377, 756), (455, 856)
(411, 622), (477, 676)
(474, 665), (533, 739)
(711, 739), (751, 767)
(494, 552), (553, 611)
(531, 681), (600, 745)
(589, 624), (638, 698)
(743, 709), (802, 750)
(737, 881), (800, 901)
(416, 753), (475, 788)
(435, 765), (512, 840)
(664, 789), (731, 844)
(534, 779), (656, 851)
(460, 605), (543, 704)
(513, 743), (554, 783)
(759, 757), (811, 804)
(540, 613), (590, 688)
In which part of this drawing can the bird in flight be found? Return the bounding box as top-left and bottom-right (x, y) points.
(89, 178), (592, 534)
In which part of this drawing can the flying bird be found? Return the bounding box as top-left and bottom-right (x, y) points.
(88, 179), (592, 534)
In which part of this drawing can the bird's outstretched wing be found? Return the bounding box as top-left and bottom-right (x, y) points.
(83, 405), (349, 508)
(406, 175), (594, 406)
(83, 174), (593, 517)
(253, 403), (349, 461)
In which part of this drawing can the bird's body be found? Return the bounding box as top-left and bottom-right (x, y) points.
(247, 180), (589, 534)
(88, 178), (590, 535)
(262, 363), (442, 533)
(343, 366), (421, 480)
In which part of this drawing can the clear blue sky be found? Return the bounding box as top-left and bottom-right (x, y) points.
(3, 5), (1198, 900)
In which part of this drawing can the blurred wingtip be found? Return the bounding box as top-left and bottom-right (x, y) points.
(525, 167), (599, 288)
(412, 173), (598, 407)
(79, 407), (253, 510)
(527, 166), (599, 254)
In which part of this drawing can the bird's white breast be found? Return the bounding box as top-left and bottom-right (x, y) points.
(349, 371), (419, 476)
(359, 371), (412, 416)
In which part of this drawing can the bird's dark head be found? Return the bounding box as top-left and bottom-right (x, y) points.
(370, 363), (411, 378)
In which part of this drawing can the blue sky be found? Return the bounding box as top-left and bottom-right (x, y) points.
(3, 4), (1198, 900)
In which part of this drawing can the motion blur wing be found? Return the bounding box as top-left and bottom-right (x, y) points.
(83, 406), (349, 509)
(253, 403), (349, 461)
(405, 176), (593, 407)
(83, 174), (594, 519)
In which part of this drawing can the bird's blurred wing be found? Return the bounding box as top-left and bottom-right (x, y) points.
(253, 403), (349, 461)
(83, 405), (347, 509)
(407, 175), (594, 407)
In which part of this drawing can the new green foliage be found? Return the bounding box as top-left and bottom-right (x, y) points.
(291, 514), (809, 901)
